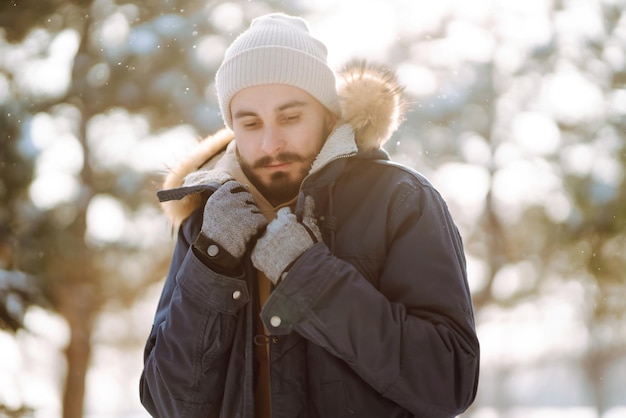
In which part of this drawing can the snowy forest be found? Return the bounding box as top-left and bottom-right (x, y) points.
(0, 0), (625, 417)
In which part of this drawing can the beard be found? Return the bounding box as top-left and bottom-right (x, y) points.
(238, 151), (314, 206)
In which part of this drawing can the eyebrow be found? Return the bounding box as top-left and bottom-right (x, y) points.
(233, 100), (309, 120)
(277, 100), (308, 111)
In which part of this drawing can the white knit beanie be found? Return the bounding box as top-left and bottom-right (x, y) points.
(215, 13), (341, 128)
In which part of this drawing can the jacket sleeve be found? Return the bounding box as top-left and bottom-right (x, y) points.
(139, 209), (249, 418)
(260, 181), (480, 418)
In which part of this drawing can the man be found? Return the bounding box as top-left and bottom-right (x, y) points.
(140, 13), (479, 418)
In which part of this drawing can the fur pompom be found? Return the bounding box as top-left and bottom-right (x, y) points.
(337, 61), (406, 150)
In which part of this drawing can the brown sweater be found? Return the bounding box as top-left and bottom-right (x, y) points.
(228, 145), (296, 418)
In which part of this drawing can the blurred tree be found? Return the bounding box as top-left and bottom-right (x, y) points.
(379, 1), (626, 415)
(1, 0), (625, 416)
(0, 270), (40, 416)
(0, 0), (303, 417)
(0, 270), (42, 332)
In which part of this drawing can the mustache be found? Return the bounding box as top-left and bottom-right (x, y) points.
(253, 152), (305, 168)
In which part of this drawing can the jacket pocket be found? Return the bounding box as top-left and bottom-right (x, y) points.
(178, 249), (249, 314)
(321, 381), (353, 417)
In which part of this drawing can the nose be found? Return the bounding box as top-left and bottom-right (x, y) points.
(260, 124), (285, 155)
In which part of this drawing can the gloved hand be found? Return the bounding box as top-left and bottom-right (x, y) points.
(183, 169), (233, 188)
(251, 196), (322, 284)
(195, 181), (268, 270)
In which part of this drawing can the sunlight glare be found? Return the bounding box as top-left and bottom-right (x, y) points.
(492, 261), (537, 301)
(511, 112), (560, 156)
(86, 194), (127, 244)
(433, 162), (490, 222)
(86, 109), (200, 174)
(195, 35), (227, 70)
(499, 407), (597, 418)
(23, 307), (70, 348)
(451, 0), (494, 23)
(100, 12), (130, 51)
(447, 20), (495, 63)
(35, 135), (84, 177)
(466, 255), (489, 294)
(0, 308), (68, 414)
(478, 291), (588, 366)
(411, 38), (461, 68)
(121, 205), (171, 249)
(555, 1), (605, 43)
(29, 173), (81, 210)
(492, 157), (562, 222)
(608, 88), (626, 115)
(0, 334), (22, 408)
(396, 63), (438, 97)
(16, 29), (79, 98)
(494, 44), (527, 75)
(459, 132), (491, 165)
(603, 42), (626, 73)
(310, 0), (395, 66)
(592, 155), (624, 186)
(30, 112), (57, 150)
(496, 10), (552, 50)
(210, 2), (244, 33)
(27, 111), (84, 210)
(129, 124), (200, 172)
(560, 143), (595, 176)
(86, 364), (122, 414)
(540, 70), (605, 124)
(87, 108), (147, 169)
(544, 190), (572, 223)
(0, 73), (10, 105)
(605, 408), (626, 418)
(19, 371), (60, 413)
(395, 0), (451, 36)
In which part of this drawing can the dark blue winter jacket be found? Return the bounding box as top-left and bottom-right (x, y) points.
(140, 140), (479, 417)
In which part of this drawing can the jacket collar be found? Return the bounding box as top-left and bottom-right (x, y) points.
(160, 63), (406, 228)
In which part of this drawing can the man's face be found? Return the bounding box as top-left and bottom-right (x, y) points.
(231, 84), (337, 206)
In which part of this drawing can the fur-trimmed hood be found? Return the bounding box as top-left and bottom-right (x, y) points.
(160, 63), (406, 227)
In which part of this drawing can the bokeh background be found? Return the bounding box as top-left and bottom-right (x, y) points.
(1, 0), (625, 417)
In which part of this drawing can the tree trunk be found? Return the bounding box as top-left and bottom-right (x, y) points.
(63, 314), (92, 418)
(57, 280), (98, 418)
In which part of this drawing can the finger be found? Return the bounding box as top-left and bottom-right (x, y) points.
(228, 184), (250, 194)
(222, 180), (241, 190)
(301, 222), (320, 244)
(304, 195), (316, 219)
(276, 206), (293, 218)
(301, 197), (320, 243)
(266, 209), (292, 233)
(210, 180), (241, 198)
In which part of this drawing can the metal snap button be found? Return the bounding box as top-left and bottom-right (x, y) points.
(207, 244), (219, 257)
(232, 290), (242, 300)
(270, 316), (282, 328)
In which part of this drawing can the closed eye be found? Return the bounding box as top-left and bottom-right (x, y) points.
(241, 119), (261, 129)
(281, 114), (301, 123)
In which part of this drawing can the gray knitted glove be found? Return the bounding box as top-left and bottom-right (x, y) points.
(195, 181), (268, 268)
(183, 169), (233, 187)
(251, 196), (322, 284)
